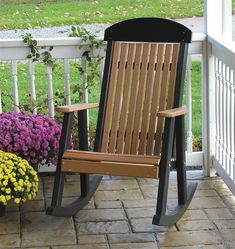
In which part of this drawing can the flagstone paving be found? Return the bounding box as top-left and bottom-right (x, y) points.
(0, 170), (235, 249)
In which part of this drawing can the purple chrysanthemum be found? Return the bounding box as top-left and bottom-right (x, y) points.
(0, 112), (62, 167)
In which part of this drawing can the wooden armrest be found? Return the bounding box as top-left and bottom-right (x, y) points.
(157, 106), (187, 118)
(56, 103), (99, 113)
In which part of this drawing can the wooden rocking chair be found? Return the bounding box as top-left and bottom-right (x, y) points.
(46, 18), (197, 226)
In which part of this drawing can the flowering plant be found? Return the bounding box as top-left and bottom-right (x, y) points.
(0, 150), (38, 206)
(0, 112), (61, 167)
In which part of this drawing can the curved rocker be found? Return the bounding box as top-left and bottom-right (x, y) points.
(47, 18), (197, 226)
(46, 175), (102, 217)
(153, 182), (197, 226)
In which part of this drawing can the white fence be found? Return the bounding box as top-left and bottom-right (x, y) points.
(205, 0), (235, 195)
(207, 35), (235, 195)
(0, 33), (206, 171)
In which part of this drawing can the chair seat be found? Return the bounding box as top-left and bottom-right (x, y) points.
(61, 150), (161, 178)
(63, 150), (161, 164)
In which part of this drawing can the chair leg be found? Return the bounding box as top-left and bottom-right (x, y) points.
(46, 112), (73, 215)
(47, 111), (103, 217)
(152, 117), (197, 226)
(175, 115), (188, 205)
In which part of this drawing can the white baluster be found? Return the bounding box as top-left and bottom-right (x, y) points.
(218, 59), (223, 165)
(232, 69), (235, 181)
(81, 56), (90, 141)
(186, 57), (193, 153)
(99, 58), (104, 86)
(64, 59), (71, 105)
(222, 62), (227, 170)
(81, 56), (89, 104)
(12, 61), (19, 113)
(46, 66), (54, 118)
(29, 61), (37, 114)
(214, 57), (220, 161)
(225, 65), (231, 176)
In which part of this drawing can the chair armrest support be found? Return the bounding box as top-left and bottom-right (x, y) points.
(157, 106), (187, 118)
(56, 103), (99, 113)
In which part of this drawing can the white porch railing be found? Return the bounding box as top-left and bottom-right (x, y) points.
(205, 0), (235, 195)
(210, 36), (235, 195)
(0, 33), (206, 172)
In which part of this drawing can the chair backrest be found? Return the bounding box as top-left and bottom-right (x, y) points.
(94, 18), (192, 156)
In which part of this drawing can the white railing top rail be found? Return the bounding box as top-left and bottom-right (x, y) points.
(208, 34), (235, 55)
(0, 33), (206, 61)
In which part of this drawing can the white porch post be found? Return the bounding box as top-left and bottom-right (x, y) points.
(222, 0), (232, 39)
(206, 0), (232, 38)
(202, 37), (215, 176)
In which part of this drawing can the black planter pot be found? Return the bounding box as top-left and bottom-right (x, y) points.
(0, 203), (6, 217)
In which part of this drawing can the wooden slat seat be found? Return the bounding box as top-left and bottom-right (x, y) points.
(61, 150), (160, 178)
(63, 150), (161, 165)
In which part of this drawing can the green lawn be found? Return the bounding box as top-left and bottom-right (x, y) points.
(0, 0), (205, 30)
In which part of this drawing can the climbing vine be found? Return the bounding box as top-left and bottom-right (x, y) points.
(22, 33), (55, 68)
(69, 26), (103, 98)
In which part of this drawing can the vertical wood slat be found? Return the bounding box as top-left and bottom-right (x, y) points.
(139, 44), (158, 154)
(131, 44), (151, 154)
(167, 44), (180, 108)
(101, 42), (122, 152)
(124, 43), (143, 154)
(154, 44), (173, 155)
(12, 61), (19, 113)
(116, 43), (136, 153)
(29, 61), (37, 114)
(64, 59), (71, 105)
(146, 44), (164, 155)
(109, 43), (128, 152)
(46, 65), (54, 118)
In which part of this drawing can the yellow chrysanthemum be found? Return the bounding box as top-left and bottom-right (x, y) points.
(5, 188), (11, 194)
(0, 150), (38, 206)
(14, 198), (21, 204)
(2, 180), (8, 186)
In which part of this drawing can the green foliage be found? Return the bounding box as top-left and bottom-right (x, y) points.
(22, 33), (55, 68)
(70, 26), (102, 48)
(69, 25), (103, 98)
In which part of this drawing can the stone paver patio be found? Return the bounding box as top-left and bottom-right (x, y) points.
(0, 170), (235, 249)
